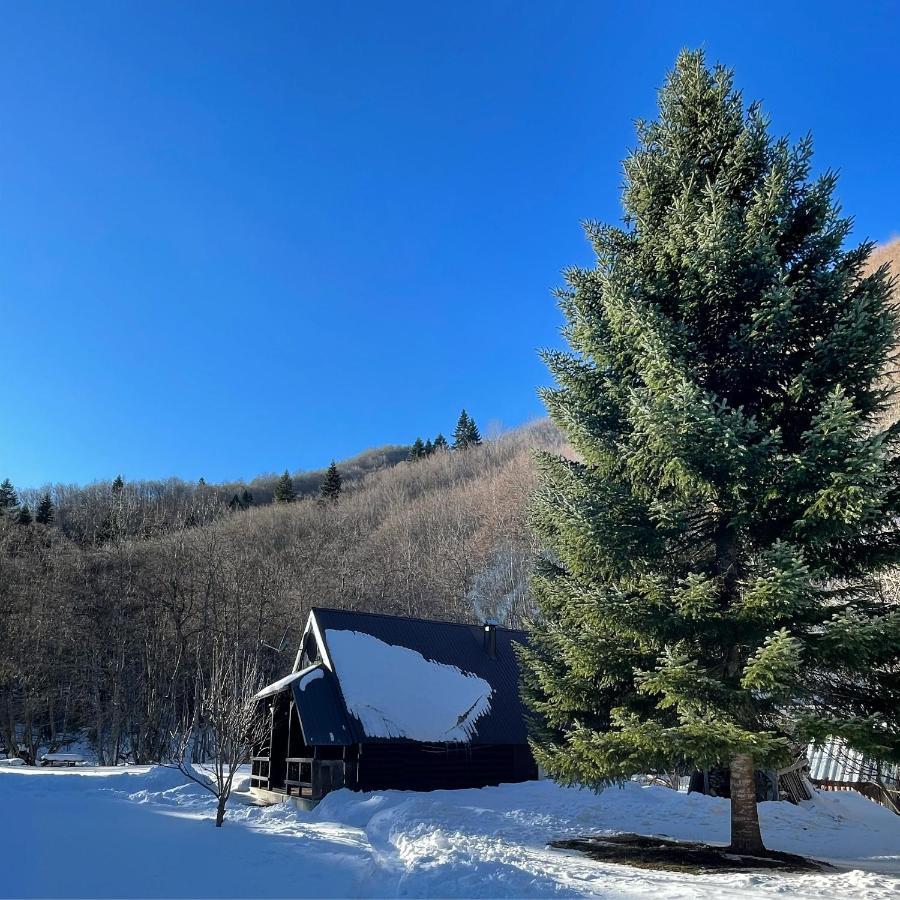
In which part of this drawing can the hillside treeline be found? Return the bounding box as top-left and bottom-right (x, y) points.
(0, 420), (564, 764)
(13, 444), (411, 545)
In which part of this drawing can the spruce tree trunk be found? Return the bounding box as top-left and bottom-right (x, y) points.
(728, 753), (765, 855)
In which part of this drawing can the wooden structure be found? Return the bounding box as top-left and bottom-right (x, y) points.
(251, 608), (537, 807)
(808, 738), (900, 814)
(40, 753), (85, 768)
(688, 757), (814, 804)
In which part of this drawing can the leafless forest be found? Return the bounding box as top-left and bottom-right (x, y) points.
(4, 237), (898, 766)
(0, 419), (565, 763)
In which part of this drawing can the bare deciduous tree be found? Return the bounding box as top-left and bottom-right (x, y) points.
(0, 421), (568, 766)
(171, 642), (268, 826)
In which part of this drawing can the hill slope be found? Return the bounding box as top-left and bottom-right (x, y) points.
(2, 238), (897, 764)
(0, 419), (565, 763)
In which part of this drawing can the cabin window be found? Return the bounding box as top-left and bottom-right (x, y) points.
(300, 635), (321, 669)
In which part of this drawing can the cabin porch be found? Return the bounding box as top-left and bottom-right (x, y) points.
(250, 688), (351, 806)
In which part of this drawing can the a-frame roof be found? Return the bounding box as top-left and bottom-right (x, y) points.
(262, 607), (531, 746)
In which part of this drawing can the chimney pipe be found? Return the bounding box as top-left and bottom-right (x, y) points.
(483, 620), (498, 659)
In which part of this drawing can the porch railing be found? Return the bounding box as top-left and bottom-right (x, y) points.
(285, 757), (344, 799)
(250, 755), (270, 790)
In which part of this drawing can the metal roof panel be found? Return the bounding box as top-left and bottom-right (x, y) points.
(310, 607), (530, 745)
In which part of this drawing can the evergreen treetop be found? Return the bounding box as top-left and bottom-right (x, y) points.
(408, 438), (426, 461)
(519, 50), (900, 855)
(16, 504), (32, 526)
(0, 479), (17, 513)
(320, 461), (342, 501)
(273, 470), (296, 503)
(432, 433), (449, 451)
(453, 410), (482, 449)
(35, 492), (55, 526)
(111, 475), (125, 494)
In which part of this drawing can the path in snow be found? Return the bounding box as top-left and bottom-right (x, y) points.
(3, 766), (899, 898)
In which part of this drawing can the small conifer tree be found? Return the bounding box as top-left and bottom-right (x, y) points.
(432, 434), (449, 451)
(0, 479), (17, 514)
(111, 475), (125, 495)
(320, 461), (342, 501)
(16, 504), (32, 526)
(520, 50), (900, 856)
(408, 438), (426, 461)
(35, 492), (54, 526)
(273, 470), (296, 503)
(466, 416), (482, 447)
(453, 410), (482, 449)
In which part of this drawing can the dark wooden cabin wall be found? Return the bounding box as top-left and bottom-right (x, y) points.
(356, 742), (537, 792)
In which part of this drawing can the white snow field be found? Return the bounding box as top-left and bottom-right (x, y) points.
(2, 766), (899, 899)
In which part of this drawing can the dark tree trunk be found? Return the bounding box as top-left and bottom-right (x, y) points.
(215, 795), (226, 827)
(728, 752), (765, 854)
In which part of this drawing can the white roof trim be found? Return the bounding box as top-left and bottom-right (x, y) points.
(292, 610), (332, 673)
(255, 663), (320, 700)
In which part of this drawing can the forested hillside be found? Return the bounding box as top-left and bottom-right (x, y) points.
(1, 237), (896, 765)
(12, 444), (412, 544)
(0, 419), (564, 763)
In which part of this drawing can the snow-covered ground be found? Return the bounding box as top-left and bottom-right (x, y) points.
(3, 766), (899, 899)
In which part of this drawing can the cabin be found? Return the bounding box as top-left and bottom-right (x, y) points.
(250, 608), (538, 807)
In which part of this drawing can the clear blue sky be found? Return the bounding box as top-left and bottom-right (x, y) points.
(2, 1), (898, 488)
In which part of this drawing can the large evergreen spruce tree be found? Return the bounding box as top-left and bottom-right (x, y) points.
(520, 50), (900, 855)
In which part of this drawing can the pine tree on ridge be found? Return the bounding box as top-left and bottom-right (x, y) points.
(320, 461), (342, 502)
(0, 479), (17, 514)
(274, 470), (296, 503)
(453, 410), (482, 450)
(35, 492), (54, 526)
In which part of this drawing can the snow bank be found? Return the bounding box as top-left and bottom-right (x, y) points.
(325, 629), (493, 742)
(2, 767), (899, 898)
(313, 780), (900, 898)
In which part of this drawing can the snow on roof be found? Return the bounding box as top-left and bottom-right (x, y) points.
(325, 629), (493, 743)
(255, 665), (320, 700)
(297, 668), (323, 691)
